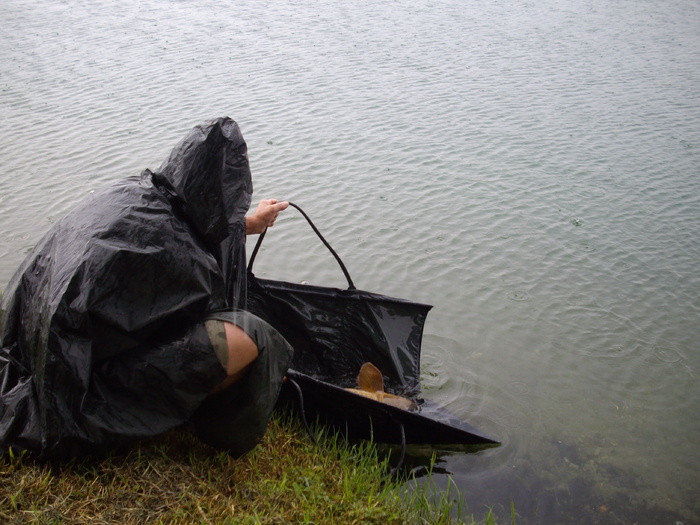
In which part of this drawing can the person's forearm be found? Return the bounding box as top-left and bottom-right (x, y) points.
(245, 215), (265, 235)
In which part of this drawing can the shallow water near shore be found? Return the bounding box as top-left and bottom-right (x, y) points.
(2, 0), (699, 523)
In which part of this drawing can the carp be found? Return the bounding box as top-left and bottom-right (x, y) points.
(345, 362), (418, 411)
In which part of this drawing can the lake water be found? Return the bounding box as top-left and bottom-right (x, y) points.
(2, 0), (699, 523)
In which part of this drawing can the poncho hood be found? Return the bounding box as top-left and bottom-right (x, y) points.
(150, 117), (252, 248)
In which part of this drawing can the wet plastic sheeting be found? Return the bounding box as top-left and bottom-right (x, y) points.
(0, 118), (270, 459)
(248, 277), (429, 395)
(283, 371), (498, 446)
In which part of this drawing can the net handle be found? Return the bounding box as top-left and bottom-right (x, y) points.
(247, 202), (356, 290)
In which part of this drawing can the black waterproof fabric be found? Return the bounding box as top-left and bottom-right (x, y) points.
(0, 117), (289, 459)
(246, 208), (499, 446)
(247, 276), (429, 395)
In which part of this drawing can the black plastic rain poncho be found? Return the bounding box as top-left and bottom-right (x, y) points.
(0, 117), (292, 459)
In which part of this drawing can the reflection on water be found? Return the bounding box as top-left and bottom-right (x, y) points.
(2, 0), (699, 522)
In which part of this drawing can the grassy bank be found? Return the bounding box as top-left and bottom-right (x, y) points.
(0, 412), (506, 524)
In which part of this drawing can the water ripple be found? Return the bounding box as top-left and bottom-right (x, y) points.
(2, 0), (700, 521)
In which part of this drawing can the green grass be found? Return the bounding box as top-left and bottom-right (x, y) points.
(0, 412), (509, 524)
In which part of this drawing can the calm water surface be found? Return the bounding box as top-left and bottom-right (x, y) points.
(2, 0), (699, 523)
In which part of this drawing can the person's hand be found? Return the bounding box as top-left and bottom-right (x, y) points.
(246, 199), (289, 235)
